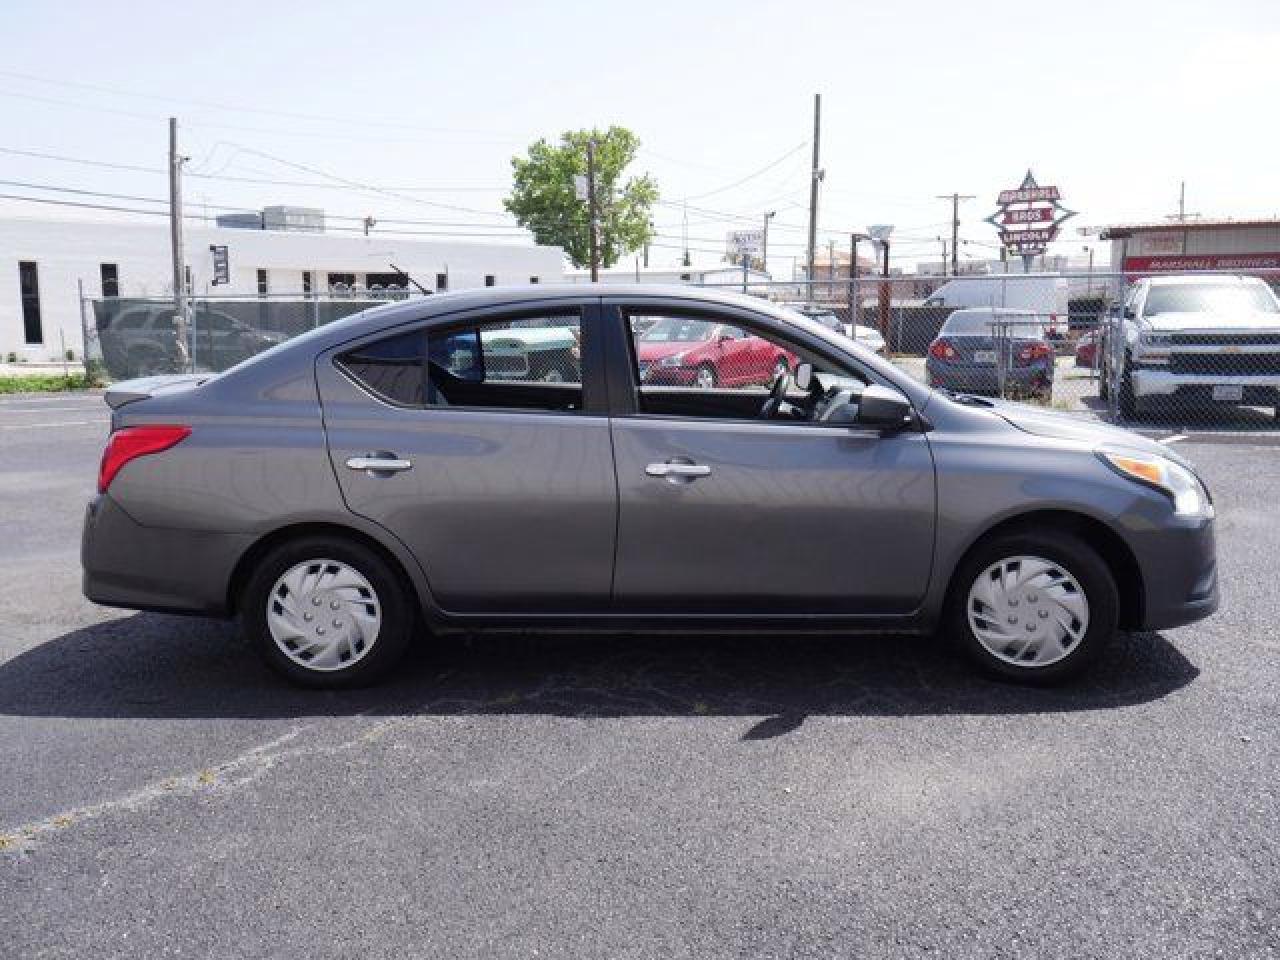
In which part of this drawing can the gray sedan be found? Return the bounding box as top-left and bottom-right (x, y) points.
(82, 285), (1218, 687)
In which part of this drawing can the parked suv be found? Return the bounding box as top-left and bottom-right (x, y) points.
(98, 304), (286, 378)
(1113, 274), (1280, 418)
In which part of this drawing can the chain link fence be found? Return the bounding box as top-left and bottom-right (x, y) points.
(81, 271), (1280, 430)
(81, 292), (406, 380)
(701, 268), (1280, 430)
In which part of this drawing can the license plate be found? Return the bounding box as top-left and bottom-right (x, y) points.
(974, 350), (996, 363)
(1212, 384), (1243, 402)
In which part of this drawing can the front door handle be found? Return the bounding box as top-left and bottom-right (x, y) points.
(346, 455), (413, 474)
(646, 461), (711, 481)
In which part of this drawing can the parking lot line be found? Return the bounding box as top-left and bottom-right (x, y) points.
(0, 419), (103, 430)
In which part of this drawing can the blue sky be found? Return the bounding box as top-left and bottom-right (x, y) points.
(2, 0), (1277, 268)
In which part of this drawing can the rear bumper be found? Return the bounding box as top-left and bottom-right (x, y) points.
(81, 494), (251, 617)
(926, 363), (1052, 393)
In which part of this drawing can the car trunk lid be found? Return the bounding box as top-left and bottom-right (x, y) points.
(104, 373), (215, 410)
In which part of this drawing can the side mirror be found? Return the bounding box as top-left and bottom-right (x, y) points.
(793, 361), (813, 391)
(856, 384), (912, 429)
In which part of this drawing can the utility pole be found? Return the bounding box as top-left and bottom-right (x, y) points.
(168, 117), (190, 371)
(937, 237), (948, 274)
(806, 93), (822, 304)
(762, 210), (776, 277)
(586, 139), (600, 282)
(936, 192), (974, 276)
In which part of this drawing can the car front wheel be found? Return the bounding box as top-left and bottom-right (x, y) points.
(946, 531), (1117, 684)
(241, 536), (413, 688)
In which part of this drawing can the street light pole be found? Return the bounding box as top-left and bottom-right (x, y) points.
(762, 210), (776, 277)
(587, 139), (600, 282)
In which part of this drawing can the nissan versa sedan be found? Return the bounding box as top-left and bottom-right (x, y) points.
(82, 285), (1218, 688)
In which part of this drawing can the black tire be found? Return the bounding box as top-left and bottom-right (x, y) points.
(944, 530), (1118, 685)
(241, 535), (414, 689)
(1118, 356), (1137, 420)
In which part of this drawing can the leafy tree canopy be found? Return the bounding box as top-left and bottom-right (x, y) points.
(505, 126), (658, 269)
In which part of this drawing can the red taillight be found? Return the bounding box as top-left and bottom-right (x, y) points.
(1018, 342), (1053, 362)
(929, 338), (957, 361)
(98, 425), (191, 494)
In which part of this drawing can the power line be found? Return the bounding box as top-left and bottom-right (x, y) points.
(682, 141), (809, 201)
(0, 68), (515, 137)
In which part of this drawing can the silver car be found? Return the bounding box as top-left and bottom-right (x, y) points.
(82, 285), (1218, 688)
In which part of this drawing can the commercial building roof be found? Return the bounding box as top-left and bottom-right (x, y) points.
(1100, 218), (1280, 239)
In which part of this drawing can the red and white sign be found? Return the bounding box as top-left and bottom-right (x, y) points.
(997, 185), (1061, 205)
(1124, 253), (1280, 273)
(1001, 207), (1056, 225)
(987, 171), (1074, 261)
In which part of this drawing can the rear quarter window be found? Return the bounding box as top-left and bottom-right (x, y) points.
(337, 330), (426, 407)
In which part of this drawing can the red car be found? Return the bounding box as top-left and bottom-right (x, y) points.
(1075, 329), (1102, 368)
(635, 317), (794, 388)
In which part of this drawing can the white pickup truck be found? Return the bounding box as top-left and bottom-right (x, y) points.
(1115, 274), (1280, 418)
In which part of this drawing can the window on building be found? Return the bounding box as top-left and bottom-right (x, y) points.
(485, 275), (496, 287)
(100, 263), (120, 298)
(529, 276), (540, 284)
(302, 271), (313, 295)
(18, 261), (42, 344)
(256, 269), (269, 295)
(436, 273), (448, 292)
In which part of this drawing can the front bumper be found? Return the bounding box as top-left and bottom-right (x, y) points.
(82, 494), (251, 617)
(1132, 369), (1280, 403)
(1131, 513), (1219, 631)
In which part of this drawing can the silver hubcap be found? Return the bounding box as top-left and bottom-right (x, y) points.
(967, 555), (1089, 668)
(696, 368), (714, 389)
(267, 559), (381, 672)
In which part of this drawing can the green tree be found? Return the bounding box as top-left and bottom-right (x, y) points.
(505, 126), (658, 269)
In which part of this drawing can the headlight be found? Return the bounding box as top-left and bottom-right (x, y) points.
(1098, 450), (1213, 517)
(659, 354), (686, 367)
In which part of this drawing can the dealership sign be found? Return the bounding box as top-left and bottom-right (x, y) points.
(727, 229), (763, 257)
(985, 170), (1076, 265)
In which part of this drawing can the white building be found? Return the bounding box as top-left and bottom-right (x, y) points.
(1, 215), (565, 360)
(564, 264), (772, 287)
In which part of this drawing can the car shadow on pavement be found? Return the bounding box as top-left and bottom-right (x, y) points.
(0, 612), (1199, 728)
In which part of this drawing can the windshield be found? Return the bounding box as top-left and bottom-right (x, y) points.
(941, 312), (997, 335)
(1144, 283), (1280, 317)
(640, 317), (716, 342)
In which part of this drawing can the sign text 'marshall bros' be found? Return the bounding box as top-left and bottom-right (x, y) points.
(986, 171), (1076, 265)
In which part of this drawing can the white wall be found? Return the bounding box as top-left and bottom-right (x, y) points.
(0, 216), (565, 359)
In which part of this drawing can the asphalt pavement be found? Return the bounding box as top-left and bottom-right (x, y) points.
(2, 392), (1278, 959)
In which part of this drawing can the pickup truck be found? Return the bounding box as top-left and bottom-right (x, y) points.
(1113, 274), (1280, 418)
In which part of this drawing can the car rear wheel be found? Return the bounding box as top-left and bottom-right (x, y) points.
(695, 364), (717, 389)
(241, 536), (413, 688)
(945, 531), (1117, 684)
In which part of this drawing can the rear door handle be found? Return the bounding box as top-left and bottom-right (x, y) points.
(646, 461), (711, 480)
(346, 455), (413, 474)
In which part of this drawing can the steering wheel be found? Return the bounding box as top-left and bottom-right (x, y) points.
(759, 368), (793, 419)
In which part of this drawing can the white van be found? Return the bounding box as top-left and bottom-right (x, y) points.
(924, 275), (1069, 334)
